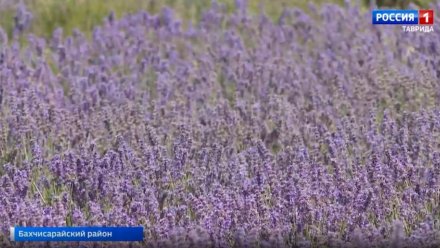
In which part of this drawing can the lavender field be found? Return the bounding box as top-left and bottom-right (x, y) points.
(1, 1), (440, 247)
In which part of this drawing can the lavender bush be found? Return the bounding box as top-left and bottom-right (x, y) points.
(0, 1), (440, 247)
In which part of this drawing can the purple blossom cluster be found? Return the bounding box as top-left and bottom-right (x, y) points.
(1, 1), (440, 248)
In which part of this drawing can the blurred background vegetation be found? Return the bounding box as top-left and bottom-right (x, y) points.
(0, 0), (437, 39)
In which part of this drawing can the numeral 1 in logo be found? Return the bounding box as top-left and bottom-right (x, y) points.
(419, 10), (434, 25)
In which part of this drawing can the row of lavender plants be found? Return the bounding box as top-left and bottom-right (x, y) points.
(1, 1), (440, 247)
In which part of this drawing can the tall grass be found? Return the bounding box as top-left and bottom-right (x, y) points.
(2, 0), (347, 38)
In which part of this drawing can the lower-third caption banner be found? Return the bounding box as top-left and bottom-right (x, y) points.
(10, 226), (143, 242)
